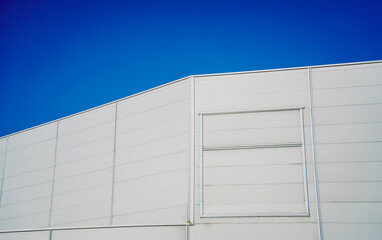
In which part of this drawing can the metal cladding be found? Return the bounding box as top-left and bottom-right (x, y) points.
(0, 61), (382, 240)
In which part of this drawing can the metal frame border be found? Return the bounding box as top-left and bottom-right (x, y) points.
(199, 107), (310, 218)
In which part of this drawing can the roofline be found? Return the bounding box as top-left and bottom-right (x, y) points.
(1, 59), (381, 139)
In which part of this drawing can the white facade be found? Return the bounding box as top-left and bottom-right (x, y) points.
(0, 61), (381, 240)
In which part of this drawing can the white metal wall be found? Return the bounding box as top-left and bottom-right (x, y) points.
(0, 61), (381, 240)
(0, 79), (192, 239)
(311, 63), (382, 240)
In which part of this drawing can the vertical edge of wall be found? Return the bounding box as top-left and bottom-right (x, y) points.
(308, 67), (324, 240)
(188, 76), (196, 226)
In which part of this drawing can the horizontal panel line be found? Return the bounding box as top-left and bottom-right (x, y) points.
(204, 143), (302, 151)
(204, 182), (305, 187)
(117, 98), (189, 120)
(115, 149), (188, 167)
(319, 180), (382, 183)
(2, 181), (53, 193)
(113, 204), (187, 217)
(318, 160), (382, 165)
(53, 182), (111, 197)
(201, 88), (308, 98)
(1, 194), (52, 207)
(4, 151), (55, 167)
(51, 199), (111, 212)
(115, 168), (188, 184)
(320, 201), (382, 203)
(314, 102), (382, 109)
(6, 137), (56, 153)
(3, 165), (54, 180)
(203, 201), (307, 205)
(199, 107), (304, 116)
(57, 135), (114, 152)
(316, 140), (382, 145)
(117, 115), (189, 136)
(315, 102), (382, 109)
(54, 166), (113, 182)
(116, 132), (188, 151)
(56, 150), (114, 167)
(203, 125), (304, 133)
(200, 212), (309, 218)
(0, 210), (50, 222)
(315, 121), (382, 127)
(58, 119), (115, 138)
(204, 163), (303, 168)
(114, 185), (187, 201)
(51, 216), (110, 228)
(314, 83), (382, 91)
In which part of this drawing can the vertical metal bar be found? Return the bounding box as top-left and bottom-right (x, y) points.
(186, 225), (190, 240)
(199, 114), (204, 216)
(0, 137), (9, 206)
(110, 102), (118, 225)
(188, 77), (195, 225)
(48, 122), (59, 227)
(308, 67), (324, 240)
(49, 230), (53, 240)
(300, 109), (310, 215)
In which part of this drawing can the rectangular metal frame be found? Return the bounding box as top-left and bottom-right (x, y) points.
(199, 107), (310, 218)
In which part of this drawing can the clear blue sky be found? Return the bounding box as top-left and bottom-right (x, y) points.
(1, 0), (381, 136)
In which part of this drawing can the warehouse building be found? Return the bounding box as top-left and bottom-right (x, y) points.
(0, 60), (381, 240)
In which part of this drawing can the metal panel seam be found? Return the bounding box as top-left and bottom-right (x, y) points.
(300, 109), (310, 216)
(0, 138), (9, 206)
(48, 122), (59, 227)
(110, 102), (118, 225)
(308, 67), (324, 240)
(188, 77), (196, 225)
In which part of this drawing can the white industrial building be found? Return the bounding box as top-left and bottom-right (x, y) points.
(0, 61), (381, 240)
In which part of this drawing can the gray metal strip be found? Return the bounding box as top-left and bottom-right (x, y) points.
(308, 67), (324, 240)
(203, 143), (302, 151)
(110, 102), (118, 225)
(188, 77), (196, 225)
(199, 107), (304, 116)
(48, 122), (59, 227)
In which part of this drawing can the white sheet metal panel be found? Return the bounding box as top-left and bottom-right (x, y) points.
(0, 212), (50, 230)
(195, 69), (309, 113)
(322, 223), (382, 240)
(189, 223), (318, 240)
(0, 124), (56, 230)
(0, 138), (6, 153)
(5, 139), (56, 165)
(52, 226), (186, 240)
(312, 62), (382, 240)
(114, 80), (190, 225)
(6, 124), (56, 151)
(0, 231), (50, 240)
(51, 105), (115, 227)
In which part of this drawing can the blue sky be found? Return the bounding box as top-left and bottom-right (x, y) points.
(1, 0), (381, 136)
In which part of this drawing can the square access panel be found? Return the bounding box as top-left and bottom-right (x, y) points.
(199, 108), (309, 217)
